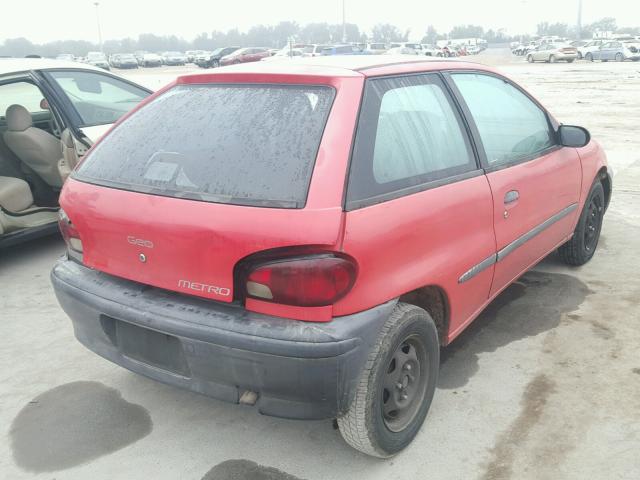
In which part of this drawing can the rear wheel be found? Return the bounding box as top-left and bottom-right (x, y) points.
(615, 52), (624, 62)
(213, 59), (219, 68)
(566, 59), (575, 63)
(338, 303), (439, 458)
(558, 182), (605, 266)
(549, 55), (557, 63)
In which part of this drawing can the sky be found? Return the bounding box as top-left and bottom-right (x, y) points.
(3, 0), (640, 43)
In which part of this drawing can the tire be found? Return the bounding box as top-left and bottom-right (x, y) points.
(549, 55), (557, 63)
(527, 54), (534, 63)
(585, 53), (593, 62)
(577, 52), (583, 59)
(566, 59), (574, 63)
(338, 303), (439, 458)
(558, 181), (605, 266)
(213, 60), (219, 68)
(615, 53), (623, 62)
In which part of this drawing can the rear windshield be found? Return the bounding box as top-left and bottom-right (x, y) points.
(75, 84), (335, 208)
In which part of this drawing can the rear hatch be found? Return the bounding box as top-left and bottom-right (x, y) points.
(61, 82), (342, 302)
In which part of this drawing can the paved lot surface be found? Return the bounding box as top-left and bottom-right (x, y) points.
(1, 49), (639, 480)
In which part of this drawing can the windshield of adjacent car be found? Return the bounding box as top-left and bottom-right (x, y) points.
(47, 70), (149, 127)
(75, 84), (335, 208)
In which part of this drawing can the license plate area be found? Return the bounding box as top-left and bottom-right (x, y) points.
(101, 316), (190, 376)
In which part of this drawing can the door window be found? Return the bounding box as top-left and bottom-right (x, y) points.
(451, 73), (555, 167)
(0, 81), (46, 116)
(347, 74), (476, 206)
(46, 70), (149, 127)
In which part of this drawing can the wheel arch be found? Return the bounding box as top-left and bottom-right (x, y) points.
(398, 285), (450, 346)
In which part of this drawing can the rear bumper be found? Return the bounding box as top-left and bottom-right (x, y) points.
(51, 259), (394, 419)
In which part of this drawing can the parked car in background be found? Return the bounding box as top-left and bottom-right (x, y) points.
(320, 44), (367, 56)
(577, 39), (605, 59)
(219, 47), (270, 66)
(0, 58), (150, 247)
(162, 51), (187, 66)
(366, 43), (388, 54)
(301, 44), (330, 57)
(109, 53), (138, 69)
(262, 48), (305, 61)
(85, 52), (110, 70)
(186, 50), (206, 63)
(142, 53), (163, 67)
(585, 41), (640, 62)
(421, 44), (439, 56)
(50, 55), (610, 459)
(196, 47), (240, 68)
(389, 42), (423, 54)
(133, 51), (148, 65)
(56, 54), (75, 61)
(527, 43), (578, 63)
(385, 47), (419, 55)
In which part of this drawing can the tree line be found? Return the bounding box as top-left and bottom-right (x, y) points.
(1, 18), (637, 58)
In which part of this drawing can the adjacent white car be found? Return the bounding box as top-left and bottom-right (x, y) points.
(0, 58), (151, 246)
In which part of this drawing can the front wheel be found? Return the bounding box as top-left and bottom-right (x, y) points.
(585, 53), (594, 62)
(615, 53), (624, 62)
(558, 182), (605, 266)
(527, 54), (534, 63)
(213, 60), (220, 68)
(338, 303), (439, 458)
(549, 55), (557, 63)
(566, 59), (575, 63)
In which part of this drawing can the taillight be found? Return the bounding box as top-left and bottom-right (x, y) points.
(244, 255), (357, 307)
(58, 209), (83, 259)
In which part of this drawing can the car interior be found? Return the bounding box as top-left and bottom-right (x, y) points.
(0, 80), (72, 238)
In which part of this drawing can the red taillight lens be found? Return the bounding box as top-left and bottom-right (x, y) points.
(58, 209), (83, 253)
(245, 255), (357, 307)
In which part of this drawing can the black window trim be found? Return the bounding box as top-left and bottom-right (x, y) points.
(344, 71), (483, 212)
(442, 69), (562, 174)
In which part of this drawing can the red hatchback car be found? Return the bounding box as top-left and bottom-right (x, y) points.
(219, 47), (271, 66)
(52, 57), (611, 457)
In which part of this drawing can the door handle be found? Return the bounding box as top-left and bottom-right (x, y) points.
(504, 190), (519, 204)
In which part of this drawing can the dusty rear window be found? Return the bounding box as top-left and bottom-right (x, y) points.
(75, 84), (335, 208)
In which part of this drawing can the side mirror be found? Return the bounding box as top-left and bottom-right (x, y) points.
(559, 125), (590, 148)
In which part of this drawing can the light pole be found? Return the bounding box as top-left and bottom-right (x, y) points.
(94, 2), (103, 52)
(342, 0), (346, 43)
(577, 0), (583, 39)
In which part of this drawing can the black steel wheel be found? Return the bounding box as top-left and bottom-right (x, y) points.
(382, 335), (429, 432)
(338, 303), (439, 457)
(559, 181), (605, 266)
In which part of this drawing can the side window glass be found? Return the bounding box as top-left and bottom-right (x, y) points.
(0, 81), (46, 117)
(347, 75), (475, 206)
(47, 70), (149, 127)
(451, 73), (555, 167)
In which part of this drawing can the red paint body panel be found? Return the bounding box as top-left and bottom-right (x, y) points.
(486, 147), (582, 296)
(335, 175), (496, 336)
(61, 179), (344, 303)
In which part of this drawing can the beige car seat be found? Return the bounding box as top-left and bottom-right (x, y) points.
(3, 104), (64, 188)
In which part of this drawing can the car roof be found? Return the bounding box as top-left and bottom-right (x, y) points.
(0, 58), (105, 76)
(177, 55), (494, 82)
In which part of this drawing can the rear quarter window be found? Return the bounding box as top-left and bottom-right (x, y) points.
(75, 84), (335, 208)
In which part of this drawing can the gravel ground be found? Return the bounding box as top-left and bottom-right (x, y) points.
(1, 48), (639, 480)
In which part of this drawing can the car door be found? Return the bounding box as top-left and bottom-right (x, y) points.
(341, 73), (496, 340)
(598, 42), (613, 60)
(448, 72), (582, 297)
(533, 44), (548, 61)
